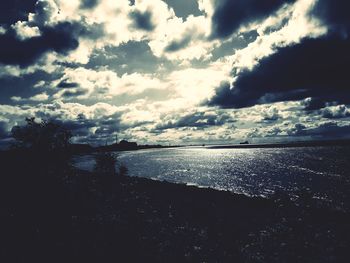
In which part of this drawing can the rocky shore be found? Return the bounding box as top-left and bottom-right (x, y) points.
(1, 151), (349, 262)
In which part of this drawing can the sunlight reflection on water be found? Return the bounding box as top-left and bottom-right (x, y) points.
(73, 146), (350, 209)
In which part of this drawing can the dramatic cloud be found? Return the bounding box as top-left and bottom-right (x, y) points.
(208, 36), (350, 108)
(0, 0), (349, 146)
(211, 0), (296, 38)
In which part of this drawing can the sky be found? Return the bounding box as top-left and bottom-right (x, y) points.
(0, 0), (349, 146)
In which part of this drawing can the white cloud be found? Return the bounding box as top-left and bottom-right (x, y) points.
(148, 14), (215, 61)
(0, 26), (6, 34)
(29, 93), (49, 102)
(11, 21), (41, 40)
(165, 62), (231, 103)
(198, 0), (215, 17)
(52, 67), (164, 100)
(10, 96), (23, 102)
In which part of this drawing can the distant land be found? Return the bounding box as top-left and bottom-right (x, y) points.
(65, 139), (180, 154)
(207, 139), (350, 149)
(62, 138), (350, 155)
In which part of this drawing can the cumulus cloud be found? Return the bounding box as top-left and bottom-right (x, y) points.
(51, 67), (164, 101)
(155, 110), (232, 130)
(261, 107), (281, 122)
(148, 14), (213, 61)
(321, 105), (350, 119)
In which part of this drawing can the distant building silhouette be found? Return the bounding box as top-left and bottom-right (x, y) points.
(118, 140), (137, 150)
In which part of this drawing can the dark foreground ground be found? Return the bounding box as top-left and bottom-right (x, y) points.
(1, 151), (349, 263)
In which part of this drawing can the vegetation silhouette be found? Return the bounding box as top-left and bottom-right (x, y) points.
(11, 117), (72, 152)
(94, 152), (117, 175)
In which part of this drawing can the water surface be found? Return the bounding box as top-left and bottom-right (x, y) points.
(73, 146), (350, 210)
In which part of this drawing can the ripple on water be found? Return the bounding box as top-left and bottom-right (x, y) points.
(73, 146), (350, 211)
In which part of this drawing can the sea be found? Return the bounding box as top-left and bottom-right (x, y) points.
(73, 145), (350, 211)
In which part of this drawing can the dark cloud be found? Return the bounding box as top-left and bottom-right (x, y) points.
(311, 0), (350, 36)
(60, 118), (96, 137)
(211, 0), (295, 38)
(164, 35), (192, 52)
(62, 89), (88, 98)
(57, 80), (79, 89)
(287, 123), (307, 136)
(0, 71), (53, 104)
(78, 20), (106, 41)
(207, 36), (350, 108)
(0, 22), (80, 67)
(80, 0), (100, 9)
(155, 111), (231, 130)
(302, 98), (326, 111)
(80, 113), (123, 145)
(288, 122), (350, 139)
(130, 10), (155, 31)
(208, 0), (350, 109)
(0, 0), (38, 26)
(206, 82), (236, 109)
(210, 30), (259, 61)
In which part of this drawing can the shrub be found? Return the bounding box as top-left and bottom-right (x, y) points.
(94, 152), (117, 176)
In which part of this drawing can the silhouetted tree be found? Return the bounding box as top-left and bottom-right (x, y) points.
(11, 117), (72, 152)
(94, 152), (128, 178)
(94, 152), (117, 176)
